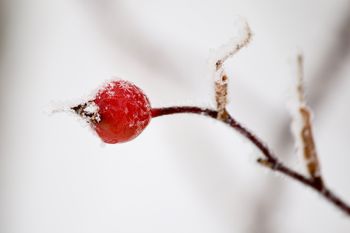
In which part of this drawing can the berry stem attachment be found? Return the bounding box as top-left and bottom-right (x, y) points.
(151, 106), (350, 215)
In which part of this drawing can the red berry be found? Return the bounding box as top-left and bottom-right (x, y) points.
(73, 80), (152, 144)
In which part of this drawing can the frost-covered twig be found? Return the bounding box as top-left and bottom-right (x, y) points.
(291, 55), (323, 187)
(212, 21), (252, 120)
(150, 44), (349, 216)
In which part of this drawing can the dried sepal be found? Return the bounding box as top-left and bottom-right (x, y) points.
(72, 101), (101, 124)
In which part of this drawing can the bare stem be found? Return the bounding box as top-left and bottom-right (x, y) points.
(151, 106), (350, 215)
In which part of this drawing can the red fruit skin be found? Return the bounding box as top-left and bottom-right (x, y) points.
(92, 80), (151, 144)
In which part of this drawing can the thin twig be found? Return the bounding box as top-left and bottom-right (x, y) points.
(151, 106), (350, 215)
(251, 10), (350, 232)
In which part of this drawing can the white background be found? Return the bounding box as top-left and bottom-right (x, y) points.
(1, 0), (350, 232)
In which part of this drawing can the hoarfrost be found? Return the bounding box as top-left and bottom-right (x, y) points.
(208, 18), (252, 82)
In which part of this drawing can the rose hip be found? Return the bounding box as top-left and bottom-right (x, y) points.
(73, 80), (152, 143)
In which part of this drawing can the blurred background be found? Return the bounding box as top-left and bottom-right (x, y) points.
(1, 0), (350, 232)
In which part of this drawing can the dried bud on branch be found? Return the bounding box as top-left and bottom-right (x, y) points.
(213, 21), (252, 120)
(292, 54), (323, 186)
(215, 74), (229, 120)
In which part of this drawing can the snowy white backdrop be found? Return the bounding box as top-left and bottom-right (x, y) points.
(1, 0), (350, 232)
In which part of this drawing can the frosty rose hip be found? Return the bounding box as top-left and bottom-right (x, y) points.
(72, 80), (152, 143)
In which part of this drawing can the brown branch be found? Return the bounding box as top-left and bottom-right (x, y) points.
(151, 106), (350, 215)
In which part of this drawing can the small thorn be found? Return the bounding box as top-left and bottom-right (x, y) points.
(257, 158), (273, 168)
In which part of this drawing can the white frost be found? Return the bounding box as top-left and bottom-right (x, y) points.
(208, 18), (252, 82)
(84, 101), (99, 114)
